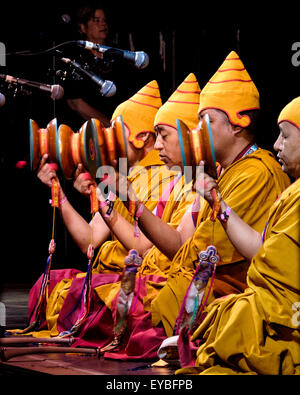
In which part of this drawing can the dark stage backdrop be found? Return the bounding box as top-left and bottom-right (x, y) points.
(0, 2), (299, 284)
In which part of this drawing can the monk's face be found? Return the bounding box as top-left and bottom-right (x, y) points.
(154, 124), (182, 170)
(274, 121), (300, 178)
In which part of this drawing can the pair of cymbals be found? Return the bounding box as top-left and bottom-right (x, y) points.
(176, 114), (217, 179)
(29, 116), (128, 180)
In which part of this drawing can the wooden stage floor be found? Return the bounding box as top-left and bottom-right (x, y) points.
(0, 283), (177, 376)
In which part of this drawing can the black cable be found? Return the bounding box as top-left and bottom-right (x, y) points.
(6, 41), (78, 57)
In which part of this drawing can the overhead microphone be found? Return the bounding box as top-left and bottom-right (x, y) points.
(77, 40), (149, 70)
(0, 74), (64, 100)
(61, 57), (116, 97)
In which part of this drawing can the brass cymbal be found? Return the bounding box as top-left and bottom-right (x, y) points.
(176, 115), (217, 179)
(176, 119), (193, 168)
(198, 114), (217, 179)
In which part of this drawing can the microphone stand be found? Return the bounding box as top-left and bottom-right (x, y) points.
(60, 56), (103, 85)
(59, 56), (116, 97)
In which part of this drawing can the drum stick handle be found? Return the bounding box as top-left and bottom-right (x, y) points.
(0, 336), (74, 346)
(210, 188), (221, 221)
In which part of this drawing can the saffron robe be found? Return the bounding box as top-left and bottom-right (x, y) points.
(27, 149), (174, 337)
(151, 149), (291, 337)
(177, 178), (300, 375)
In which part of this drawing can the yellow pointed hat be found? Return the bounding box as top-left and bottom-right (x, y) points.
(278, 97), (300, 131)
(154, 73), (201, 131)
(199, 51), (260, 128)
(111, 80), (162, 149)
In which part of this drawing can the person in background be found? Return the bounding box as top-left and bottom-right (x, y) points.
(59, 2), (147, 130)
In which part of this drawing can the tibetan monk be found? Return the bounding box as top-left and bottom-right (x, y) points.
(129, 51), (291, 339)
(176, 96), (300, 375)
(62, 73), (200, 358)
(26, 80), (174, 337)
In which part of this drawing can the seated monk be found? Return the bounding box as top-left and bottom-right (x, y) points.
(24, 80), (174, 337)
(60, 73), (201, 359)
(176, 96), (300, 375)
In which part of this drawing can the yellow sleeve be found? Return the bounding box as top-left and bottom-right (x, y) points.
(247, 184), (300, 328)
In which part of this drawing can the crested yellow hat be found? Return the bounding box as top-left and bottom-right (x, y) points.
(278, 97), (300, 131)
(154, 73), (201, 131)
(199, 51), (260, 128)
(111, 80), (162, 149)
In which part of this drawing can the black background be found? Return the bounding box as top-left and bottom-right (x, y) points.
(0, 1), (299, 285)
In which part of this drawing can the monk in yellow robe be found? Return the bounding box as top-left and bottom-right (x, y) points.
(26, 80), (174, 337)
(134, 51), (291, 338)
(176, 96), (300, 375)
(94, 72), (201, 276)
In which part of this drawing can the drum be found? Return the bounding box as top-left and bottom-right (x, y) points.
(198, 114), (217, 179)
(29, 118), (58, 171)
(56, 115), (129, 180)
(79, 119), (101, 179)
(56, 119), (101, 180)
(176, 119), (193, 168)
(91, 118), (109, 167)
(55, 123), (75, 179)
(176, 114), (217, 179)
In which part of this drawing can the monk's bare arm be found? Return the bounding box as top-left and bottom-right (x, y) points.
(37, 155), (110, 254)
(218, 199), (262, 261)
(98, 173), (195, 260)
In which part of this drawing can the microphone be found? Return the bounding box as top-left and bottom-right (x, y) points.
(0, 92), (5, 107)
(61, 57), (116, 97)
(0, 74), (64, 100)
(77, 40), (149, 69)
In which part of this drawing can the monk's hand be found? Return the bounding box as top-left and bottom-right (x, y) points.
(37, 154), (59, 188)
(73, 164), (96, 197)
(193, 161), (220, 207)
(96, 184), (106, 203)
